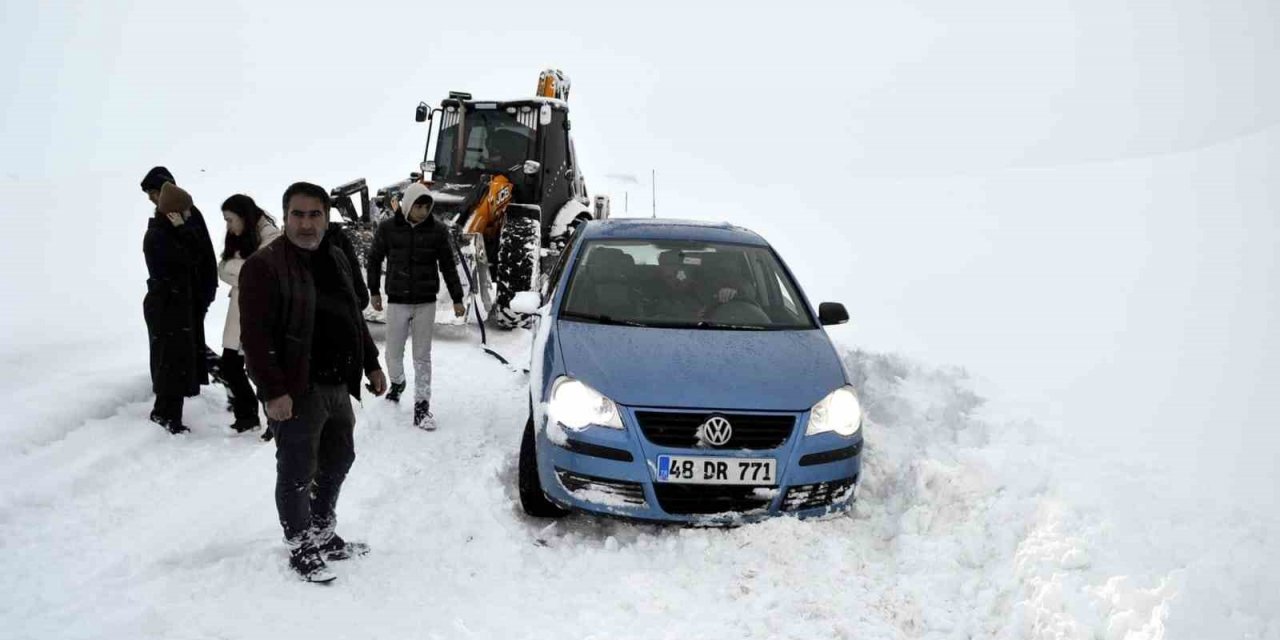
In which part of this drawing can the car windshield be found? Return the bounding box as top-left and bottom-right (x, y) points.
(434, 107), (534, 177)
(560, 239), (816, 330)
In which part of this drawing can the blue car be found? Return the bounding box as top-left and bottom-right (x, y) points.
(513, 219), (862, 525)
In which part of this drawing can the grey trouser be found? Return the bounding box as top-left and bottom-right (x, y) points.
(385, 302), (436, 404)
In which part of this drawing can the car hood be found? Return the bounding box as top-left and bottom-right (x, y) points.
(555, 320), (848, 411)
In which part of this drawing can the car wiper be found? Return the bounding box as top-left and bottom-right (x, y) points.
(561, 311), (647, 327)
(694, 320), (768, 331)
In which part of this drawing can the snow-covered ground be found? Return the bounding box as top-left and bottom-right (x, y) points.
(2, 2), (1275, 636)
(2, 319), (1275, 639)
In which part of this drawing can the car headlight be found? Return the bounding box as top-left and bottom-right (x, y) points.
(547, 377), (623, 430)
(806, 386), (862, 437)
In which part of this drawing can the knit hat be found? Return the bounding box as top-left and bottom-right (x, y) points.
(157, 181), (194, 214)
(140, 166), (176, 193)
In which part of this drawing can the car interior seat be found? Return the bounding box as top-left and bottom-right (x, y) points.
(582, 247), (637, 318)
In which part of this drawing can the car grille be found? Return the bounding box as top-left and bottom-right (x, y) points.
(652, 483), (776, 515)
(633, 411), (796, 450)
(781, 477), (857, 511)
(555, 469), (647, 507)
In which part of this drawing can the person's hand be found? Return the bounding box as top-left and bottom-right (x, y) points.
(371, 294), (383, 312)
(453, 302), (466, 318)
(715, 287), (738, 303)
(367, 369), (388, 396)
(266, 394), (293, 421)
(165, 211), (186, 227)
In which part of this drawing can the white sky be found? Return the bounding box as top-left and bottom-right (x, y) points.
(1, 0), (1277, 500)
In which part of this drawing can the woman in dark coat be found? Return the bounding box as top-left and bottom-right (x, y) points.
(144, 182), (209, 434)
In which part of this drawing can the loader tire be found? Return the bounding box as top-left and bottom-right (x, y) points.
(494, 214), (540, 329)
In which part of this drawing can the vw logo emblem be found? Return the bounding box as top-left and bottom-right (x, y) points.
(698, 416), (733, 447)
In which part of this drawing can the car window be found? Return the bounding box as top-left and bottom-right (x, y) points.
(560, 239), (815, 330)
(545, 225), (584, 298)
(774, 272), (800, 316)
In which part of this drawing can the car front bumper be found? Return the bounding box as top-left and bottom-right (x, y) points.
(536, 406), (862, 525)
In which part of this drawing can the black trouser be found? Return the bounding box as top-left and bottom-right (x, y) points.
(152, 394), (184, 423)
(220, 349), (260, 421)
(272, 384), (356, 546)
(204, 346), (222, 382)
(196, 306), (220, 383)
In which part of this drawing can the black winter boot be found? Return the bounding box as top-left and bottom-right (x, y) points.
(149, 412), (190, 435)
(288, 543), (336, 583)
(386, 381), (407, 403)
(414, 401), (436, 431)
(231, 416), (261, 433)
(151, 395), (188, 434)
(316, 532), (370, 561)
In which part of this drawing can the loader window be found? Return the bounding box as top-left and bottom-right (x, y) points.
(434, 108), (533, 176)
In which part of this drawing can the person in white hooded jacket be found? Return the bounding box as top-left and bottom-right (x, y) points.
(218, 194), (282, 432)
(366, 182), (465, 430)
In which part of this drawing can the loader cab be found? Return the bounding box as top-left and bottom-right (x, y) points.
(422, 97), (580, 232)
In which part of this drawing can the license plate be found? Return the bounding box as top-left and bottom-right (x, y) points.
(656, 455), (777, 485)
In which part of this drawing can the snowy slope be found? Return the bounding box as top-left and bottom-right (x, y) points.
(1, 325), (1275, 639)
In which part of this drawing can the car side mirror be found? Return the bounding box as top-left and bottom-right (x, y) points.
(510, 291), (542, 315)
(818, 302), (849, 326)
(415, 102), (430, 123)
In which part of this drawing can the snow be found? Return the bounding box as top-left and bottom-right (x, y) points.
(2, 324), (1276, 639)
(0, 5), (1275, 635)
(542, 400), (569, 447)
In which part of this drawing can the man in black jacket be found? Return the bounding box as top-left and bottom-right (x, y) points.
(240, 181), (387, 583)
(140, 167), (219, 432)
(366, 182), (464, 430)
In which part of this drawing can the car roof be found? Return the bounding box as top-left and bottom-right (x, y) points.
(579, 218), (770, 246)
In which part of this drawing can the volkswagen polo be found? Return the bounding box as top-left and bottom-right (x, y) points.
(513, 219), (862, 524)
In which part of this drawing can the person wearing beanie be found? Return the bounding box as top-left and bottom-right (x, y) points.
(366, 181), (465, 430)
(141, 181), (209, 433)
(139, 168), (221, 432)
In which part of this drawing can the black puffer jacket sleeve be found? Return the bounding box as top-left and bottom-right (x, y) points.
(366, 220), (389, 296)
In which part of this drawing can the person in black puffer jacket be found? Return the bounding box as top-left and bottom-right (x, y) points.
(366, 182), (465, 430)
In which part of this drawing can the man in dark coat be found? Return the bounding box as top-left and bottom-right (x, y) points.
(239, 181), (387, 583)
(258, 226), (371, 445)
(141, 168), (218, 434)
